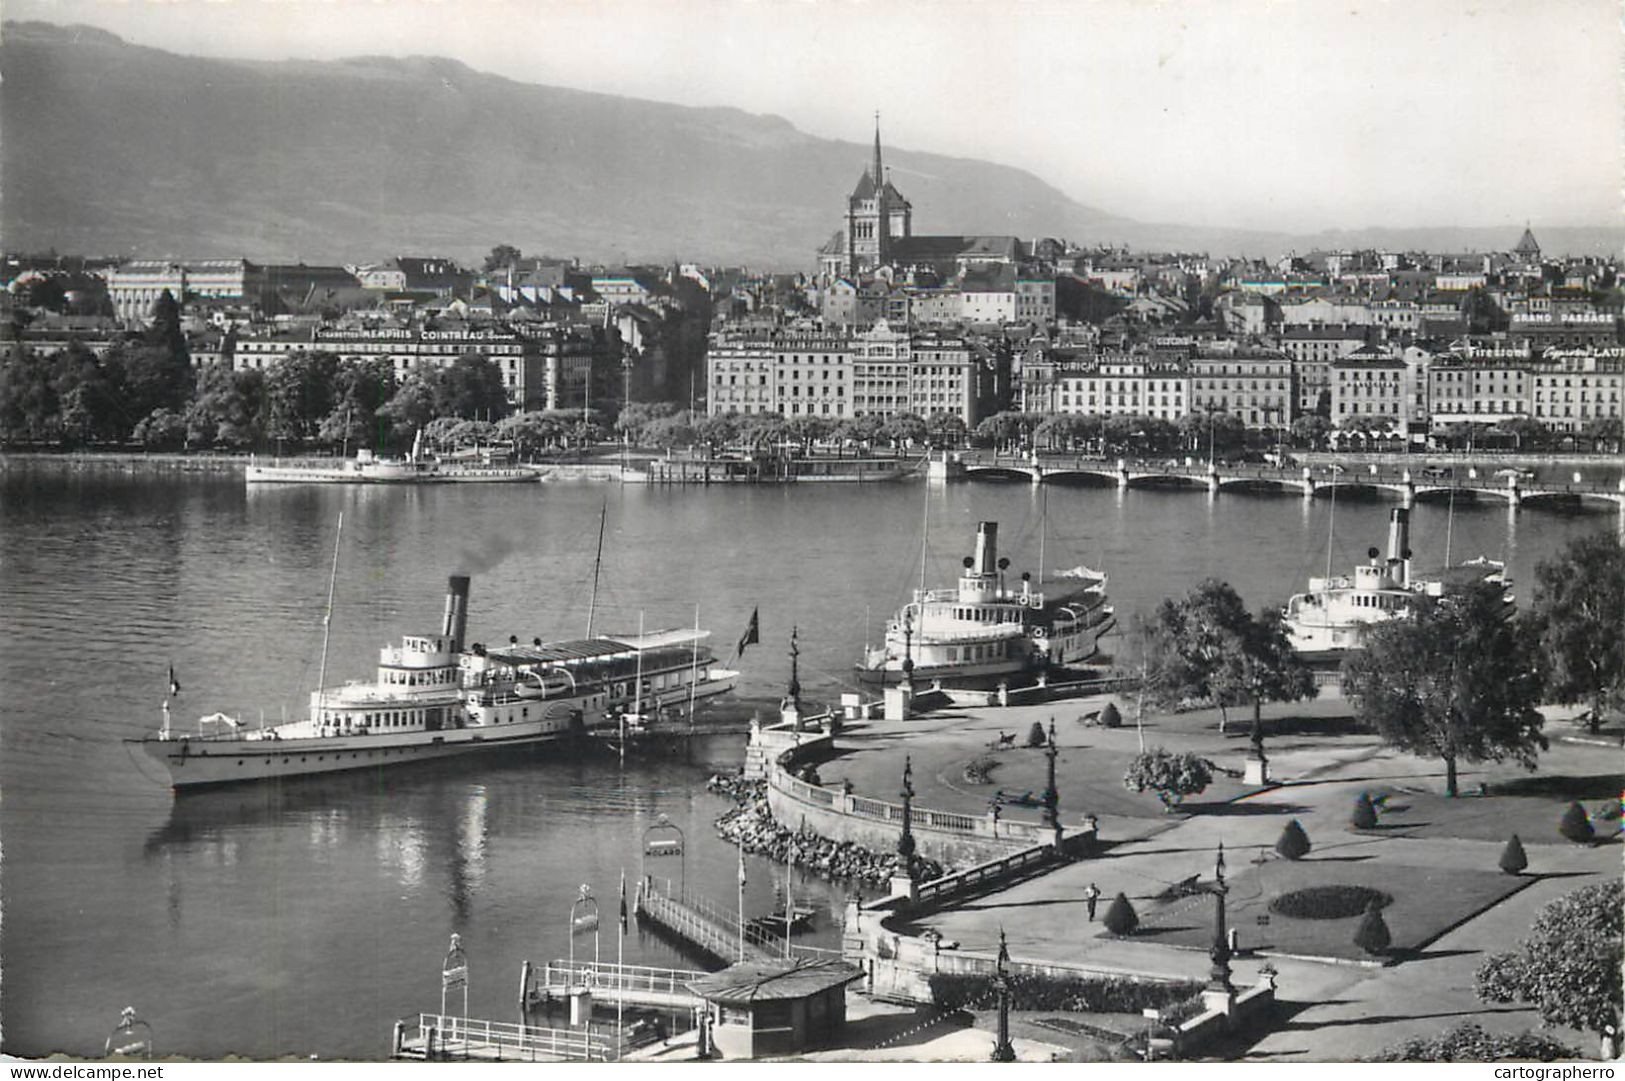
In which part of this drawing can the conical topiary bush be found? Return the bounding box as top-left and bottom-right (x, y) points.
(1351, 792), (1379, 830)
(1558, 802), (1595, 845)
(1027, 721), (1048, 747)
(1354, 900), (1392, 956)
(1102, 892), (1139, 936)
(1099, 702), (1122, 729)
(1498, 834), (1528, 875)
(1276, 819), (1312, 861)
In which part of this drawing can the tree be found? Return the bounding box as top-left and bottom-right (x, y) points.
(1475, 880), (1622, 1038)
(1494, 416), (1547, 451)
(972, 410), (1031, 451)
(1101, 892), (1139, 936)
(132, 407), (188, 449)
(378, 371), (439, 439)
(615, 400), (678, 436)
(435, 355), (510, 420)
(1498, 835), (1528, 875)
(926, 412), (966, 447)
(1558, 802), (1595, 845)
(186, 363), (264, 449)
(319, 357), (396, 451)
(1370, 1023), (1576, 1062)
(641, 412), (698, 450)
(1528, 532), (1625, 735)
(263, 350), (340, 445)
(1122, 748), (1213, 812)
(1099, 702), (1122, 729)
(880, 412), (927, 448)
(1291, 415), (1332, 449)
(483, 244), (523, 273)
(1342, 581), (1546, 797)
(1351, 792), (1378, 830)
(1353, 900), (1391, 956)
(1025, 721), (1048, 748)
(1139, 581), (1311, 735)
(1275, 819), (1311, 860)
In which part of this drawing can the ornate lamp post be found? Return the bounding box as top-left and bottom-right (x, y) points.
(897, 755), (917, 879)
(1040, 718), (1062, 847)
(900, 610), (915, 689)
(782, 626), (803, 728)
(1206, 843), (1233, 995)
(991, 927), (1016, 1062)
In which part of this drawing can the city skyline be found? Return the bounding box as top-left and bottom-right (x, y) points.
(6, 0), (1620, 237)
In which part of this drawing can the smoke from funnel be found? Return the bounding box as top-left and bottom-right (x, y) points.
(456, 534), (522, 578)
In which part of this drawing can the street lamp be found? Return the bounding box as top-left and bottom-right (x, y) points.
(1040, 718), (1060, 844)
(568, 883), (600, 981)
(1205, 843), (1233, 994)
(991, 927), (1016, 1062)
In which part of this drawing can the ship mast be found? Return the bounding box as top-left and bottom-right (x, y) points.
(315, 513), (344, 725)
(1038, 484), (1048, 588)
(585, 500), (607, 638)
(918, 479), (930, 592)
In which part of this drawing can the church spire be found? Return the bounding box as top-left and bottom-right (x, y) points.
(872, 111), (884, 187)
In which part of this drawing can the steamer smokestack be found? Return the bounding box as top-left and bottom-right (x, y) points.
(973, 522), (998, 575)
(443, 575), (471, 653)
(1386, 509), (1411, 587)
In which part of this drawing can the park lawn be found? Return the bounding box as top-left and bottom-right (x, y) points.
(1131, 856), (1532, 963)
(1351, 773), (1624, 846)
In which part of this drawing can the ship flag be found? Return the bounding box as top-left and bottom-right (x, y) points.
(168, 664), (181, 698)
(618, 868), (628, 933)
(736, 607), (760, 659)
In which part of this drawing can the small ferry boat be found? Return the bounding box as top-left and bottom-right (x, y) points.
(245, 433), (539, 485)
(1283, 507), (1511, 663)
(134, 578), (739, 790)
(857, 521), (1115, 686)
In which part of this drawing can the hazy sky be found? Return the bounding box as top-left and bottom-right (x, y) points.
(8, 0), (1621, 232)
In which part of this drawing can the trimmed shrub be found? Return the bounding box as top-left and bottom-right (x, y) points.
(1351, 792), (1379, 830)
(1026, 721), (1048, 748)
(1353, 900), (1392, 956)
(1558, 801), (1595, 845)
(1275, 819), (1312, 860)
(1271, 885), (1392, 921)
(927, 971), (1200, 1014)
(1099, 702), (1122, 729)
(1102, 892), (1139, 936)
(1498, 834), (1528, 875)
(1370, 1023), (1577, 1062)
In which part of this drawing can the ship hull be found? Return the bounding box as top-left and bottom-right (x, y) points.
(134, 720), (576, 790)
(246, 466), (538, 484)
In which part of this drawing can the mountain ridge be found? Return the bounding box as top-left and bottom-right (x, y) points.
(3, 21), (1618, 268)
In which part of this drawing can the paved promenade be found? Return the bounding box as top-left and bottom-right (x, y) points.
(809, 694), (1619, 1060)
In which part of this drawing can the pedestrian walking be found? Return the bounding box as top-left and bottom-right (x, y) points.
(1084, 882), (1101, 921)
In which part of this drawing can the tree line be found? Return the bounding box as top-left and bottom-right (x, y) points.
(0, 296), (515, 451)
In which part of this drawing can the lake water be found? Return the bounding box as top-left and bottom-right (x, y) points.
(0, 465), (1617, 1058)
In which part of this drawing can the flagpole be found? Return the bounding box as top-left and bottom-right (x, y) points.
(617, 867), (626, 1060)
(736, 846), (746, 962)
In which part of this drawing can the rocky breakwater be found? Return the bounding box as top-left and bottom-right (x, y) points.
(707, 773), (945, 887)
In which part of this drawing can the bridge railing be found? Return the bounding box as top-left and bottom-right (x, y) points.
(539, 959), (706, 997)
(399, 1013), (613, 1062)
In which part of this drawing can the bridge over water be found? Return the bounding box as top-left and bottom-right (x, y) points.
(935, 452), (1625, 511)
